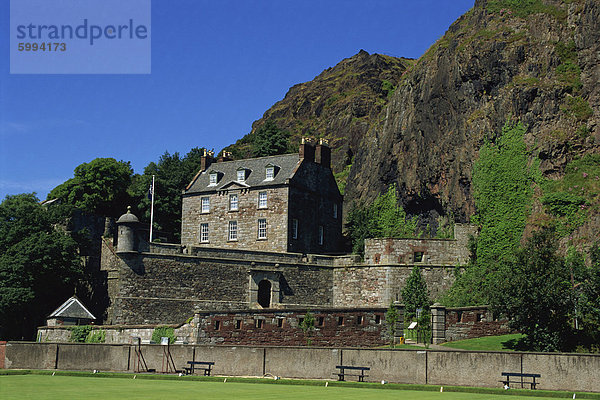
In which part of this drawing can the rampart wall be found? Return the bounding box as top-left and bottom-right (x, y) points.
(3, 342), (599, 392)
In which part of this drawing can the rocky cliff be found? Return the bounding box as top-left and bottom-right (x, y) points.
(347, 0), (599, 231)
(227, 0), (600, 247)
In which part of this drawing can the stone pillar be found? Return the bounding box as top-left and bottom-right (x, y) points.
(393, 302), (404, 344)
(430, 303), (446, 344)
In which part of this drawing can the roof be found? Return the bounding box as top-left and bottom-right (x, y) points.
(185, 153), (301, 195)
(48, 296), (96, 320)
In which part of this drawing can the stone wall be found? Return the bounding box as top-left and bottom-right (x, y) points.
(181, 186), (290, 252)
(104, 244), (336, 325)
(364, 223), (477, 266)
(194, 308), (389, 347)
(287, 161), (343, 254)
(332, 265), (456, 307)
(444, 306), (510, 342)
(4, 342), (600, 392)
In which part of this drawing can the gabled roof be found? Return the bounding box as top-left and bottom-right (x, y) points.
(185, 153), (300, 194)
(48, 296), (96, 320)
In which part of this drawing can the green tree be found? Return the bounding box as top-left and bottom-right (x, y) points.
(401, 266), (430, 320)
(491, 228), (573, 352)
(385, 302), (399, 347)
(578, 243), (600, 347)
(131, 148), (205, 242)
(251, 120), (290, 157)
(299, 310), (315, 346)
(345, 184), (417, 255)
(0, 194), (82, 340)
(48, 158), (133, 217)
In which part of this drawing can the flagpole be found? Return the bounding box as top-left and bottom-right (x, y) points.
(149, 175), (155, 242)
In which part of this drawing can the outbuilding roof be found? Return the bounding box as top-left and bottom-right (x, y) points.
(48, 296), (96, 320)
(184, 153), (300, 194)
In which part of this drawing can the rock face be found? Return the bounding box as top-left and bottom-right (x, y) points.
(228, 0), (599, 244)
(224, 50), (413, 174)
(346, 0), (599, 231)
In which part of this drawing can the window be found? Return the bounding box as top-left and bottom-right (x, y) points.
(265, 166), (274, 181)
(413, 251), (424, 262)
(200, 223), (209, 243)
(292, 219), (298, 239)
(229, 194), (239, 211)
(209, 172), (217, 186)
(201, 197), (210, 213)
(317, 316), (324, 327)
(255, 319), (263, 328)
(228, 221), (238, 241)
(258, 191), (267, 208)
(333, 203), (338, 219)
(337, 316), (344, 326)
(277, 318), (284, 328)
(237, 169), (246, 182)
(318, 226), (324, 245)
(258, 218), (267, 239)
(356, 316), (363, 325)
(235, 320), (242, 329)
(375, 314), (382, 324)
(214, 320), (221, 330)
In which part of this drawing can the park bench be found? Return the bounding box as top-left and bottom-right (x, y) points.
(500, 372), (541, 389)
(334, 365), (370, 382)
(183, 361), (215, 376)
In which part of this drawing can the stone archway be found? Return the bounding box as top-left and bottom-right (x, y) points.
(257, 280), (272, 308)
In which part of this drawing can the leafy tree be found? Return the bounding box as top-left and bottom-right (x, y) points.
(345, 184), (417, 255)
(299, 310), (315, 346)
(401, 266), (430, 320)
(491, 228), (573, 352)
(131, 148), (205, 242)
(0, 194), (82, 340)
(385, 302), (399, 347)
(251, 120), (290, 157)
(577, 243), (600, 347)
(48, 158), (133, 217)
(444, 121), (535, 306)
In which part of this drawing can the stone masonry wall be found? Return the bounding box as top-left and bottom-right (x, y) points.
(181, 186), (289, 252)
(333, 265), (456, 307)
(108, 251), (334, 325)
(364, 223), (477, 266)
(195, 308), (388, 347)
(444, 307), (511, 342)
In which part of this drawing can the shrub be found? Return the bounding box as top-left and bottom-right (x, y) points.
(151, 326), (176, 344)
(69, 326), (92, 343)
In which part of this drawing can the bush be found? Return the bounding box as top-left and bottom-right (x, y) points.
(69, 326), (92, 343)
(151, 326), (176, 344)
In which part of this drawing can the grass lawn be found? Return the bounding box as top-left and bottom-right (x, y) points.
(441, 334), (525, 351)
(0, 374), (592, 400)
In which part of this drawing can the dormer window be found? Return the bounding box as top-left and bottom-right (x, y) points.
(209, 171), (218, 186)
(265, 165), (275, 181)
(237, 168), (246, 183)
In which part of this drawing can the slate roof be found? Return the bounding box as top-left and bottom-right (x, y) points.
(48, 296), (96, 320)
(185, 153), (301, 194)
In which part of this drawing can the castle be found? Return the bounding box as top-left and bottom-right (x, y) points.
(40, 139), (490, 346)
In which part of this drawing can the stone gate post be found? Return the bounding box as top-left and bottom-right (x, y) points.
(430, 303), (446, 344)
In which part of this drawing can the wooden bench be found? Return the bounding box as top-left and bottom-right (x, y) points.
(335, 365), (370, 382)
(500, 372), (541, 389)
(183, 361), (215, 376)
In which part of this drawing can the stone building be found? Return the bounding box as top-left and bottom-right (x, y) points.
(181, 138), (343, 254)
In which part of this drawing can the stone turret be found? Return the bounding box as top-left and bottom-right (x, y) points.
(116, 206), (139, 253)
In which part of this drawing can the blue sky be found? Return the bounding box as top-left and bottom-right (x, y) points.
(0, 0), (474, 200)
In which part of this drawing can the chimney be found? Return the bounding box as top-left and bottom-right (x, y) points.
(315, 139), (331, 169)
(299, 137), (315, 162)
(218, 151), (233, 163)
(200, 149), (215, 172)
